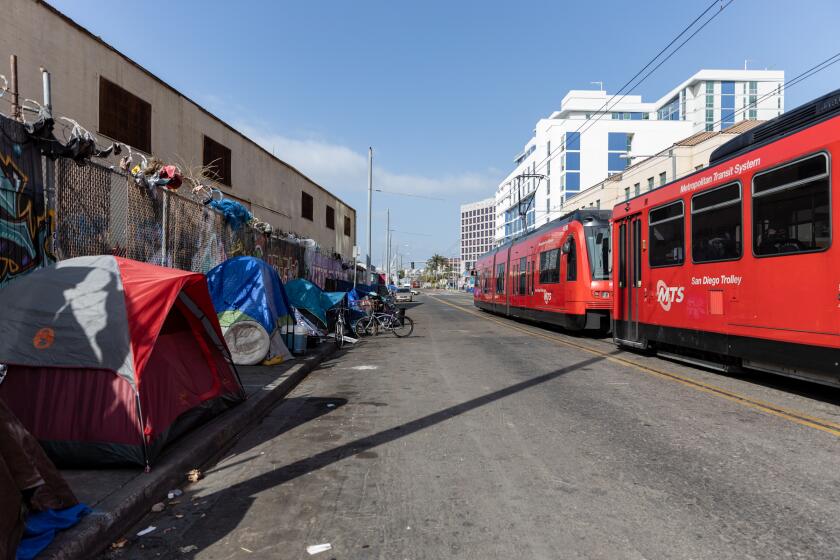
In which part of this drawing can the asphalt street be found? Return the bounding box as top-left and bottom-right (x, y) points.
(107, 292), (840, 559)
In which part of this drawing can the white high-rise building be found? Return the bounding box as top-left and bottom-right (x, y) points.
(460, 198), (496, 275)
(495, 69), (784, 244)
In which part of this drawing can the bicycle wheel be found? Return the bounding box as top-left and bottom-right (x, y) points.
(354, 316), (370, 338)
(335, 314), (345, 349)
(391, 315), (414, 337)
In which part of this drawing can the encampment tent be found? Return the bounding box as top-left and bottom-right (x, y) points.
(206, 257), (294, 365)
(0, 256), (245, 467)
(285, 278), (342, 328)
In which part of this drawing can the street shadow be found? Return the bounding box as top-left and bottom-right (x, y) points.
(202, 396), (349, 477)
(165, 352), (610, 558)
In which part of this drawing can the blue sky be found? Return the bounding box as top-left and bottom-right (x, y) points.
(49, 0), (840, 267)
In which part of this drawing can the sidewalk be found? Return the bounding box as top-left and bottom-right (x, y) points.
(39, 343), (337, 560)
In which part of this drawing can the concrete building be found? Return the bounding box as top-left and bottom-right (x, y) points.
(561, 120), (764, 213)
(0, 0), (356, 258)
(495, 69), (784, 245)
(459, 197), (495, 275)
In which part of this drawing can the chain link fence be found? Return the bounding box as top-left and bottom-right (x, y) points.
(49, 159), (337, 283)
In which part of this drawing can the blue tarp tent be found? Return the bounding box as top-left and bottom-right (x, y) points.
(206, 257), (293, 365)
(285, 279), (345, 328)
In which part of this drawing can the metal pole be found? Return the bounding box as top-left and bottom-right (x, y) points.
(366, 147), (373, 284)
(9, 55), (21, 122)
(41, 68), (55, 264)
(385, 209), (390, 284)
(40, 67), (51, 116)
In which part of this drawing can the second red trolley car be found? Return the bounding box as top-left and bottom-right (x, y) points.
(474, 210), (612, 331)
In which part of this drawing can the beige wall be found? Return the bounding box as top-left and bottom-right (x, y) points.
(561, 132), (744, 213)
(1, 0), (356, 258)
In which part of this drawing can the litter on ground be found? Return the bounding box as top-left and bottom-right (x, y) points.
(306, 543), (332, 555)
(136, 526), (156, 537)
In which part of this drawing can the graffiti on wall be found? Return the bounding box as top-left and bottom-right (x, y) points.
(228, 232), (303, 284)
(0, 117), (50, 286)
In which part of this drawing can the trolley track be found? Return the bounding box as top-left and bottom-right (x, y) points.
(430, 294), (840, 438)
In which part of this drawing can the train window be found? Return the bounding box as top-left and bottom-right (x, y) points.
(752, 153), (830, 256)
(691, 182), (741, 263)
(496, 263), (505, 294)
(539, 249), (560, 283)
(585, 226), (610, 280)
(529, 260), (535, 294)
(512, 263), (517, 295)
(566, 237), (577, 281)
(519, 257), (527, 294)
(649, 201), (685, 267)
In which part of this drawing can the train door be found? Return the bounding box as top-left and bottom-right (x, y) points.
(505, 248), (512, 316)
(562, 234), (578, 309)
(615, 215), (644, 346)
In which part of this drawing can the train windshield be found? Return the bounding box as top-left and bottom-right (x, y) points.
(585, 226), (611, 280)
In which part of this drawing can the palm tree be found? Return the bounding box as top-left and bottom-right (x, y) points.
(426, 254), (447, 273)
(426, 254), (450, 288)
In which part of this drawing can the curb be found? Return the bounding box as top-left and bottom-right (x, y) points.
(41, 343), (337, 560)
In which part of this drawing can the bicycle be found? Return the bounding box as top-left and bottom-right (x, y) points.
(328, 295), (350, 349)
(354, 305), (414, 338)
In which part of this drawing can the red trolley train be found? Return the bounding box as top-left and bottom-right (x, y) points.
(473, 210), (612, 331)
(612, 88), (840, 386)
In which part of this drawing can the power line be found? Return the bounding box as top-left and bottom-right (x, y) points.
(523, 0), (734, 180)
(374, 188), (445, 201)
(568, 0), (721, 139)
(571, 0), (735, 143)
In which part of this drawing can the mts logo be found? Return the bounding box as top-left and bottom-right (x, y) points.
(656, 280), (684, 311)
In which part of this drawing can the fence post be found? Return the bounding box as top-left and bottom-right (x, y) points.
(40, 68), (56, 266)
(161, 189), (169, 266)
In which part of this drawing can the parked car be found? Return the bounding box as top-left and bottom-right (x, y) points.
(410, 289), (419, 296)
(395, 287), (413, 302)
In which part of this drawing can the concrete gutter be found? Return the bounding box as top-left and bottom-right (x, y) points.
(40, 343), (336, 560)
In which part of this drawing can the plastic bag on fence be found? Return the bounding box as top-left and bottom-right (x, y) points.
(157, 165), (183, 190)
(208, 199), (253, 230)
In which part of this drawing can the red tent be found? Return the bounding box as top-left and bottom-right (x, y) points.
(0, 256), (245, 467)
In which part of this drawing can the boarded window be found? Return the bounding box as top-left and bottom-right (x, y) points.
(326, 205), (335, 230)
(98, 77), (151, 153)
(344, 216), (352, 237)
(301, 191), (314, 220)
(203, 136), (232, 186)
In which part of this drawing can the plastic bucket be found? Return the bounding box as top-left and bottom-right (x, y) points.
(293, 325), (307, 354)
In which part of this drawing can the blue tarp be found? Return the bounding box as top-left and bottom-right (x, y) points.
(285, 279), (344, 327)
(16, 504), (91, 560)
(206, 257), (293, 334)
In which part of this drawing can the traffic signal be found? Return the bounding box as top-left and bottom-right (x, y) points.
(411, 261), (415, 269)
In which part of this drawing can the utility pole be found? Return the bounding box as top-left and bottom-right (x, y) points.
(366, 147), (373, 284)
